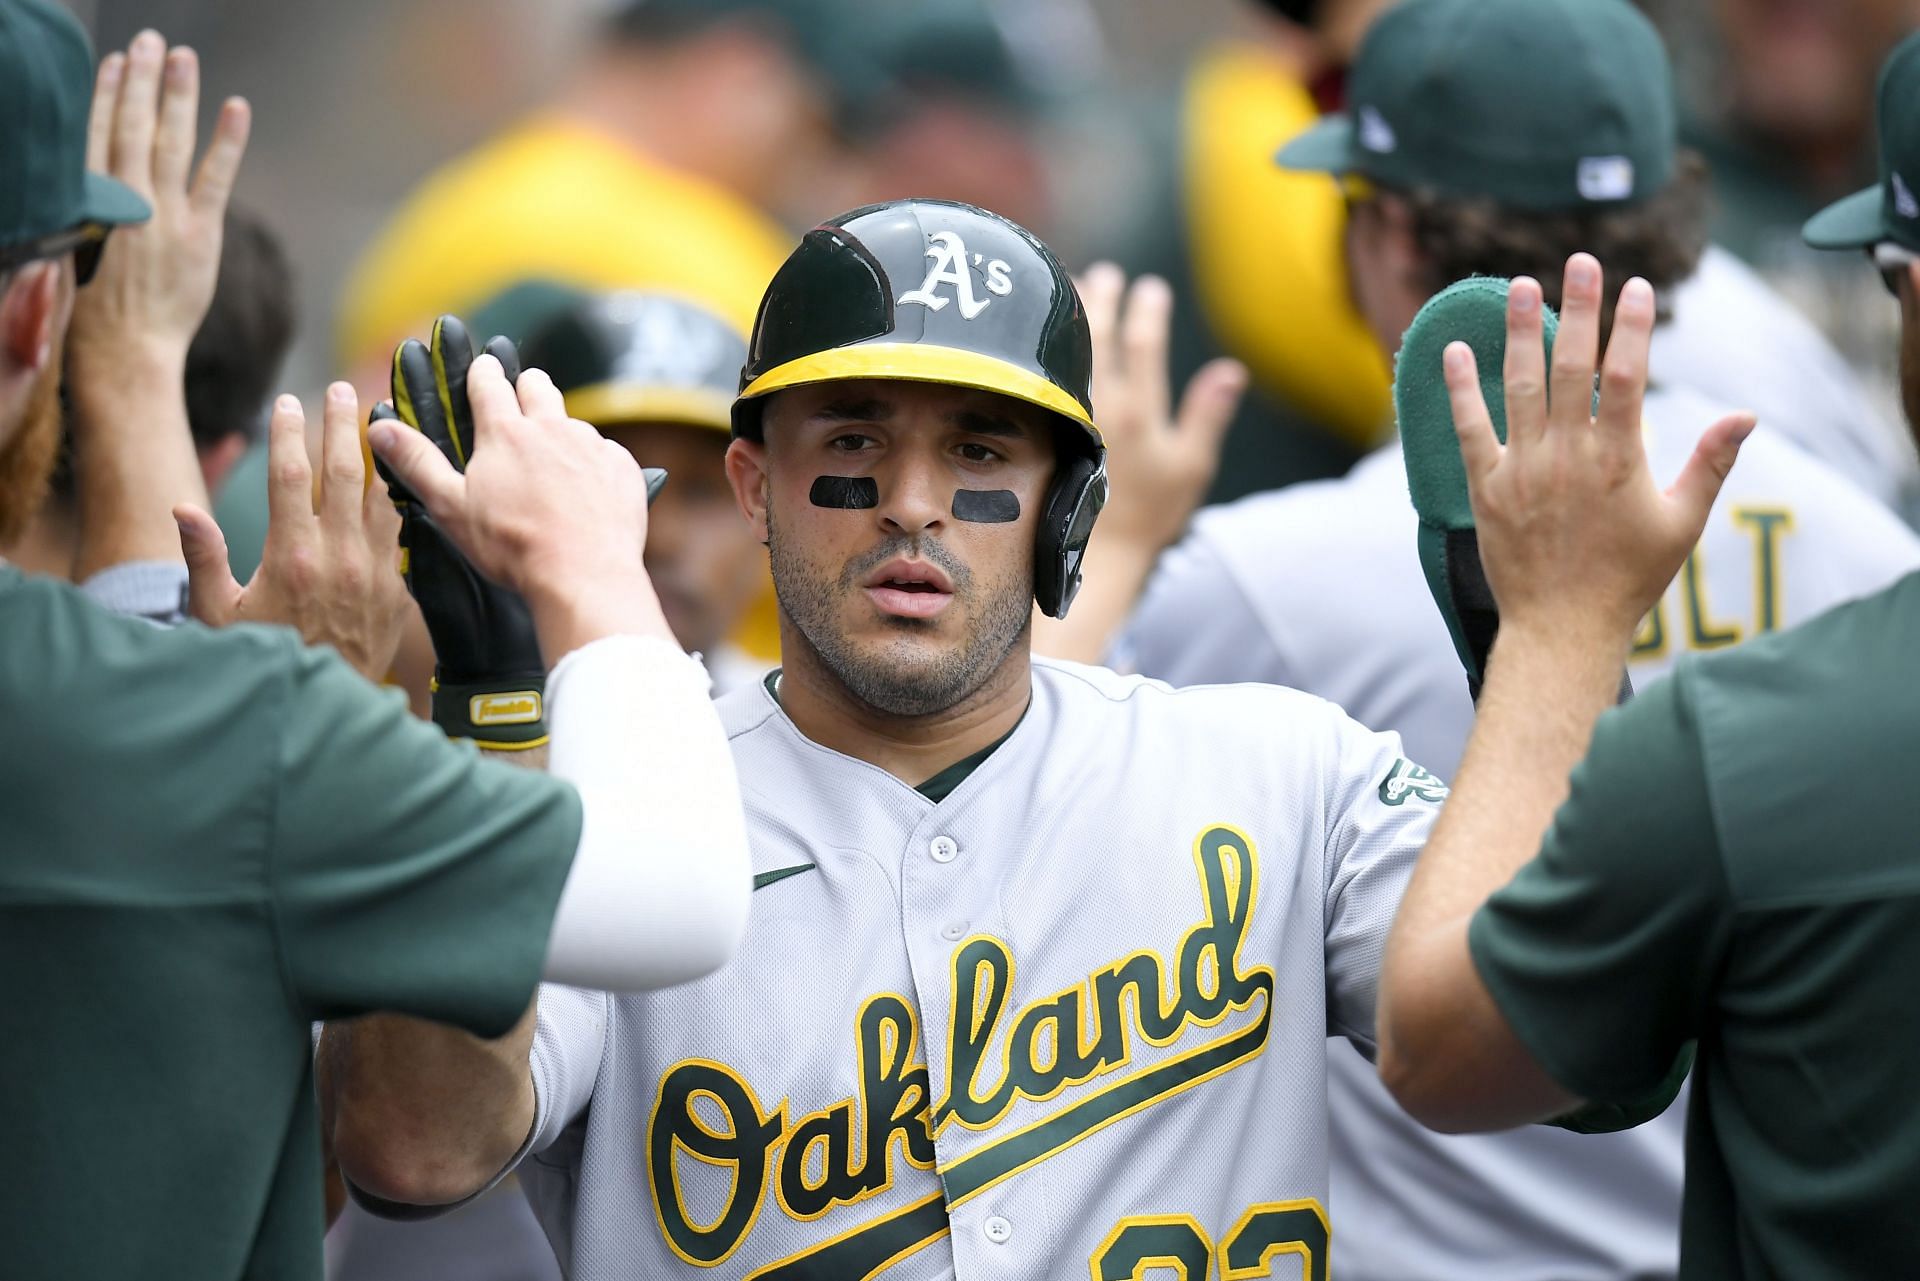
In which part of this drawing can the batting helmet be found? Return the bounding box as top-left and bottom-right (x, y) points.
(521, 290), (748, 434)
(733, 199), (1106, 618)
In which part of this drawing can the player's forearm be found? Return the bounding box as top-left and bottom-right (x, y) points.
(68, 346), (210, 580)
(521, 566), (676, 668)
(1378, 623), (1623, 1096)
(539, 634), (752, 989)
(1030, 538), (1160, 664)
(318, 1006), (537, 1208)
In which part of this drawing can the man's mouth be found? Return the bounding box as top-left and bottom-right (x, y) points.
(863, 558), (956, 619)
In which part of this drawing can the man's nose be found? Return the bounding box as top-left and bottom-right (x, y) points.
(874, 450), (949, 537)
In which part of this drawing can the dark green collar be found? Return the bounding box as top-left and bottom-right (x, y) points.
(913, 727), (1015, 802)
(764, 668), (1019, 801)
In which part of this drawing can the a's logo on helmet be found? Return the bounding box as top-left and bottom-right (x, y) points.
(897, 230), (1013, 321)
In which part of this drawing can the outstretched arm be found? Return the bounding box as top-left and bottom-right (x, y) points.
(1377, 255), (1752, 1132)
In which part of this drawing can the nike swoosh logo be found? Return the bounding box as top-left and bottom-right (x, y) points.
(753, 864), (817, 891)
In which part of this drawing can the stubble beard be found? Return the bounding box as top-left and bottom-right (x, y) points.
(767, 497), (1033, 718)
(0, 355), (65, 550)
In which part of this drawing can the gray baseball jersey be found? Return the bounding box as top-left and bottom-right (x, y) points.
(1660, 245), (1918, 517)
(1116, 387), (1920, 1280)
(499, 659), (1444, 1279)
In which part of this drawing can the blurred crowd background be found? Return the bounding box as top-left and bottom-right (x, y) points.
(62, 0), (1920, 514)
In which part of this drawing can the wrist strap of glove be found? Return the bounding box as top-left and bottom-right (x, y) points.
(431, 672), (549, 750)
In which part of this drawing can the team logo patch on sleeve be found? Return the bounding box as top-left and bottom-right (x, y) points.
(1378, 759), (1449, 806)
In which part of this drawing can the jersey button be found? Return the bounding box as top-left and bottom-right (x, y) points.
(940, 922), (967, 941)
(983, 1215), (1013, 1244)
(929, 836), (959, 863)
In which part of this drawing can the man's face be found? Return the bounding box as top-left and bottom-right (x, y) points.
(737, 378), (1057, 717)
(0, 265), (73, 548)
(1343, 193), (1424, 357)
(1898, 264), (1920, 433)
(1713, 0), (1914, 152)
(600, 420), (766, 657)
(0, 351), (64, 548)
(851, 102), (1050, 234)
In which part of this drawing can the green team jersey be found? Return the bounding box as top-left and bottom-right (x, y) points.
(1470, 570), (1920, 1279)
(0, 568), (583, 1280)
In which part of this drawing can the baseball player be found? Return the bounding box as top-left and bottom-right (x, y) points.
(322, 198), (1463, 1280)
(1100, 2), (1920, 1279)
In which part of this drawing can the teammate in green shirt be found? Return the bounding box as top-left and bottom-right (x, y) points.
(1373, 34), (1920, 1279)
(0, 4), (750, 1277)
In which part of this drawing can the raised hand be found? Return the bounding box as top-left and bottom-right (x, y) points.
(1077, 263), (1247, 556)
(1442, 253), (1756, 648)
(71, 32), (250, 363)
(1029, 265), (1246, 662)
(65, 31), (251, 582)
(173, 383), (408, 683)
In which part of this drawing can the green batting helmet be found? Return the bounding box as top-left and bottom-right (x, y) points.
(521, 290), (748, 434)
(733, 198), (1105, 618)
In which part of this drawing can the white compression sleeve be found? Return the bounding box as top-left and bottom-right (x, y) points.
(539, 634), (752, 990)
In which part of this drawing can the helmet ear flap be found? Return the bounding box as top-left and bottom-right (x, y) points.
(1035, 451), (1108, 619)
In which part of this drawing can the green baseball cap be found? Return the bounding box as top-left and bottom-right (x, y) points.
(466, 279), (593, 348)
(1276, 0), (1677, 210)
(1804, 32), (1920, 252)
(521, 289), (747, 434)
(0, 0), (149, 255)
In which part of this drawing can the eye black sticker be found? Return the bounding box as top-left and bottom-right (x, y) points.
(810, 476), (879, 509)
(952, 489), (1021, 523)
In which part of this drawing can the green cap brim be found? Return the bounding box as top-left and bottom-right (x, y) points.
(1275, 116), (1356, 172)
(80, 172), (150, 227)
(1803, 184), (1885, 250)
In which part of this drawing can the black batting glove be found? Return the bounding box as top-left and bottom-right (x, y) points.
(373, 315), (549, 749)
(373, 315), (671, 749)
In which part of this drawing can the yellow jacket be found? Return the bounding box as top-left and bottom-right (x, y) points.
(1183, 44), (1392, 446)
(337, 115), (794, 658)
(336, 115), (791, 368)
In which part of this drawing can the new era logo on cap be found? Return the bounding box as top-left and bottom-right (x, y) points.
(1358, 105), (1397, 154)
(1577, 155), (1635, 201)
(1895, 172), (1919, 220)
